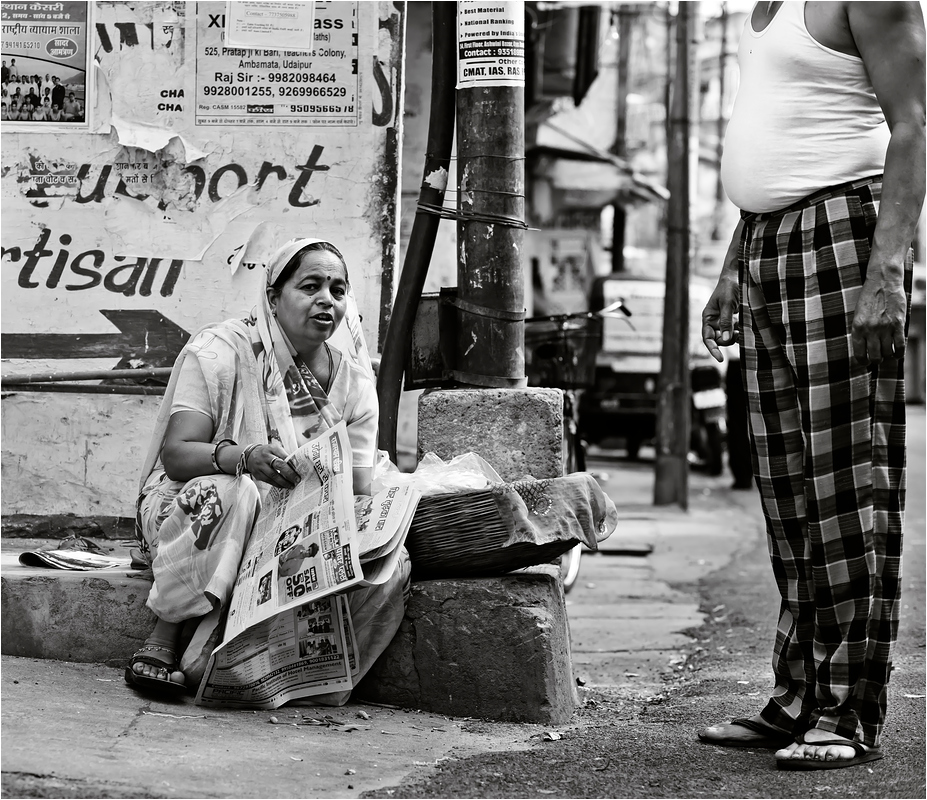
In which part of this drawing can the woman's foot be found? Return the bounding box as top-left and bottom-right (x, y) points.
(125, 620), (186, 695)
(775, 729), (883, 770)
(698, 715), (793, 748)
(129, 643), (185, 685)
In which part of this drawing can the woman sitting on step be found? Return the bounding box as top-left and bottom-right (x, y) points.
(127, 237), (409, 702)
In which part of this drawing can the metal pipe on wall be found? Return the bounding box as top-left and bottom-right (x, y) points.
(376, 3), (458, 462)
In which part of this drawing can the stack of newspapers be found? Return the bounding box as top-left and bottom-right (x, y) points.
(196, 421), (420, 708)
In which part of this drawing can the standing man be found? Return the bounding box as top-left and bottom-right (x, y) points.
(699, 1), (924, 770)
(50, 76), (65, 111)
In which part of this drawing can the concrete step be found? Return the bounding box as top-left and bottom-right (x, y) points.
(1, 540), (152, 666)
(0, 542), (577, 724)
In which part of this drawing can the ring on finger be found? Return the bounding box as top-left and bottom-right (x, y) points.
(270, 456), (283, 474)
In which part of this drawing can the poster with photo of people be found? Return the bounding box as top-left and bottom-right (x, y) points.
(1, 1), (90, 127)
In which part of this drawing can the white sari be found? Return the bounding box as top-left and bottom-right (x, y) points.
(135, 238), (409, 700)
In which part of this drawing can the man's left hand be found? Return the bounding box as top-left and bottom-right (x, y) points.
(850, 267), (907, 364)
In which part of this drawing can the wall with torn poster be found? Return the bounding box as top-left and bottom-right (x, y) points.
(1, 1), (406, 519)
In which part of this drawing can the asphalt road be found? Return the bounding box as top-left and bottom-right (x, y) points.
(363, 406), (926, 799)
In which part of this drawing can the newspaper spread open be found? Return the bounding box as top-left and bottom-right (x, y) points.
(196, 421), (419, 708)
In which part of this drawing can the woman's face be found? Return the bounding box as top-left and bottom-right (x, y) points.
(268, 249), (348, 352)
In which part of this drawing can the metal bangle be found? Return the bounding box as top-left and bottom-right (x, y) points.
(237, 443), (261, 477)
(211, 438), (236, 474)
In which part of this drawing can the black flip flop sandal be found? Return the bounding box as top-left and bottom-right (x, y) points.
(776, 734), (883, 770)
(124, 645), (187, 696)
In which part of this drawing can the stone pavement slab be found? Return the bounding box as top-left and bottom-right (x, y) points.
(0, 657), (543, 800)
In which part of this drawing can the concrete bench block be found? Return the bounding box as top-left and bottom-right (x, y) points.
(417, 389), (563, 481)
(355, 565), (579, 724)
(0, 555), (154, 666)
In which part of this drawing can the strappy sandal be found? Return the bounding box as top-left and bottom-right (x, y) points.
(776, 733), (883, 771)
(124, 645), (187, 696)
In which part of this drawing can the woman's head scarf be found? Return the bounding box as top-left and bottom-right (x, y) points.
(251, 238), (375, 452)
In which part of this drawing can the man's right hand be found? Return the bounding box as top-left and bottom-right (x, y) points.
(702, 221), (744, 363)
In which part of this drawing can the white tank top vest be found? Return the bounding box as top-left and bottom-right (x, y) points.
(720, 1), (889, 213)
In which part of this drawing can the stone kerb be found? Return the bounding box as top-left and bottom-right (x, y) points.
(355, 565), (578, 725)
(1, 554), (154, 665)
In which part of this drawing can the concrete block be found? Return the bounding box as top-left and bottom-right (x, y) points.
(417, 388), (563, 481)
(355, 565), (579, 724)
(0, 555), (153, 666)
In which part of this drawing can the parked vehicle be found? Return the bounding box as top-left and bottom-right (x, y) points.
(578, 273), (728, 475)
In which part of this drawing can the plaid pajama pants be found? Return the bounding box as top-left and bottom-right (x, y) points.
(737, 175), (911, 748)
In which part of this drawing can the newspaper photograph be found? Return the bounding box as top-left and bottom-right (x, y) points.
(222, 422), (362, 644)
(196, 421), (419, 708)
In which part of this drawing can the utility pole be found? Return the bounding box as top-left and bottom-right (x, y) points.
(654, 0), (697, 508)
(453, 1), (526, 388)
(711, 1), (728, 241)
(611, 4), (636, 273)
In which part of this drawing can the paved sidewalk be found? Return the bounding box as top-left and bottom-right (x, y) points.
(1, 462), (761, 799)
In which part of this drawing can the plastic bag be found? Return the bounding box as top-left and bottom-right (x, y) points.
(370, 450), (503, 497)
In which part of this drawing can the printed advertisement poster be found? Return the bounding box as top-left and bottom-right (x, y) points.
(457, 0), (524, 90)
(1, 0), (90, 127)
(224, 0), (316, 50)
(196, 0), (359, 127)
(1, 0), (406, 522)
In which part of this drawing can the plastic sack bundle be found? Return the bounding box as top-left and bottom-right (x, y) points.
(371, 451), (503, 496)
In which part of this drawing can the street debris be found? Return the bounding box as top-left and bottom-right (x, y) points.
(345, 769), (356, 775)
(267, 714), (369, 732)
(356, 710), (371, 720)
(142, 711), (209, 719)
(289, 756), (303, 761)
(533, 731), (562, 741)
